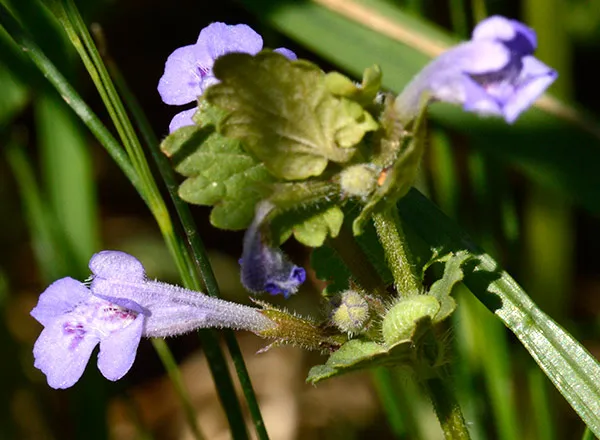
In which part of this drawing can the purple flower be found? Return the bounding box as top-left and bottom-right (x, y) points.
(158, 22), (297, 133)
(31, 251), (274, 388)
(31, 277), (144, 389)
(240, 203), (306, 299)
(394, 15), (557, 124)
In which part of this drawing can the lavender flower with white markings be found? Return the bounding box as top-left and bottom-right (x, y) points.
(31, 251), (274, 389)
(158, 22), (297, 133)
(240, 203), (306, 299)
(394, 15), (557, 124)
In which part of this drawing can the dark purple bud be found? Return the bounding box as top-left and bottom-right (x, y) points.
(240, 203), (306, 298)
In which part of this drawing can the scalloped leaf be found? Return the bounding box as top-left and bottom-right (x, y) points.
(307, 318), (432, 384)
(205, 52), (378, 180)
(428, 250), (471, 322)
(325, 64), (382, 107)
(161, 102), (274, 230)
(264, 181), (344, 247)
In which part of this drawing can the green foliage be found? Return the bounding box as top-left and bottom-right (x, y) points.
(161, 102), (275, 230)
(382, 295), (440, 345)
(289, 205), (344, 247)
(325, 64), (382, 108)
(206, 52), (378, 180)
(427, 250), (472, 322)
(264, 181), (344, 247)
(399, 189), (600, 437)
(307, 319), (432, 384)
(353, 104), (427, 234)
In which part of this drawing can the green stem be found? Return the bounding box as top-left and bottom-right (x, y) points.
(423, 376), (471, 440)
(372, 208), (420, 295)
(101, 41), (267, 440)
(152, 339), (205, 440)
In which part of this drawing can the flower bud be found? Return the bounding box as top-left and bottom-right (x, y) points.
(331, 290), (370, 335)
(339, 164), (378, 199)
(382, 295), (440, 345)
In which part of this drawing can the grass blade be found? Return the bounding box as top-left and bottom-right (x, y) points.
(398, 189), (600, 437)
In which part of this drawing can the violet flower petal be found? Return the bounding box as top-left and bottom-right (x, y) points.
(169, 107), (198, 133)
(158, 45), (205, 106)
(90, 250), (146, 281)
(30, 277), (90, 326)
(159, 22), (297, 133)
(274, 47), (297, 60)
(394, 15), (557, 124)
(97, 315), (144, 381)
(198, 23), (263, 60)
(502, 56), (558, 123)
(472, 15), (536, 53)
(33, 317), (100, 389)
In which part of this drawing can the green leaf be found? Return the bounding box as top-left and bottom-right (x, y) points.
(427, 250), (471, 322)
(307, 318), (431, 384)
(263, 180), (344, 247)
(325, 64), (382, 107)
(161, 103), (275, 230)
(291, 205), (344, 247)
(399, 189), (600, 437)
(205, 52), (378, 180)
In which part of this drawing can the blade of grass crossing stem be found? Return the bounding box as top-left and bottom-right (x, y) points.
(100, 42), (269, 440)
(53, 0), (155, 190)
(55, 4), (252, 437)
(0, 4), (142, 197)
(0, 5), (246, 439)
(398, 189), (600, 437)
(35, 92), (99, 277)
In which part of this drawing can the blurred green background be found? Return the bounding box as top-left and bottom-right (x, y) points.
(1, 0), (600, 438)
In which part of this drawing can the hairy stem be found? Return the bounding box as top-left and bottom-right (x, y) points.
(372, 208), (421, 295)
(423, 376), (472, 440)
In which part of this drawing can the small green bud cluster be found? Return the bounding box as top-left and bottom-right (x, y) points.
(339, 164), (379, 200)
(331, 290), (370, 335)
